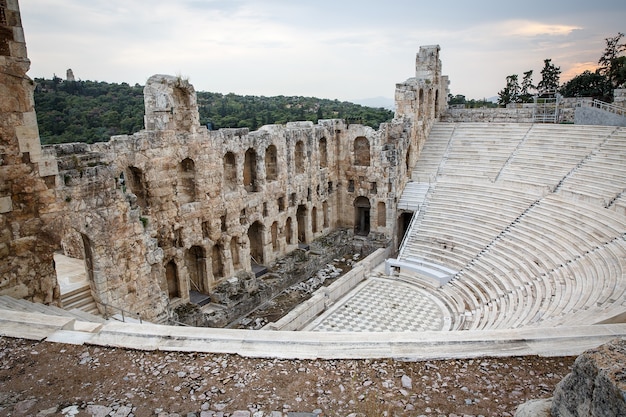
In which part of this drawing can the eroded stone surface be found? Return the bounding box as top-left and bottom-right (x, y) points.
(551, 338), (626, 417)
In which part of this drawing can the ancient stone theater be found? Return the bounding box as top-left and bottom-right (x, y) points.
(2, 0), (626, 359)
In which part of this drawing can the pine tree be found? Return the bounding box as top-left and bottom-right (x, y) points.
(537, 59), (561, 93)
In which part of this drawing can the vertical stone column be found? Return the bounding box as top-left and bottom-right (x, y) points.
(0, 0), (59, 302)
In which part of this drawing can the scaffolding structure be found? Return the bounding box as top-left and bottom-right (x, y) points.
(533, 90), (561, 123)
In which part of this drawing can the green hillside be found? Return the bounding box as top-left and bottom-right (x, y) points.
(33, 77), (394, 145)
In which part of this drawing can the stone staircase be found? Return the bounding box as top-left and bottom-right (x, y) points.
(0, 294), (106, 323)
(61, 283), (99, 315)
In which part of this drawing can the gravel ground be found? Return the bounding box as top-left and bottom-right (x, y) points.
(0, 336), (574, 417)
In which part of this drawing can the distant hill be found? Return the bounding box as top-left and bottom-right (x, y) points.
(352, 96), (395, 111)
(33, 77), (394, 145)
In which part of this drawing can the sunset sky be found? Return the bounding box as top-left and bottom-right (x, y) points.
(19, 0), (626, 103)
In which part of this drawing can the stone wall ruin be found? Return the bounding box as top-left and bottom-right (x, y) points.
(0, 0), (447, 322)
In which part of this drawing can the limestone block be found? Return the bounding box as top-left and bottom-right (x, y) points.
(12, 27), (25, 43)
(15, 123), (42, 161)
(7, 0), (20, 11)
(552, 338), (626, 417)
(37, 156), (58, 177)
(0, 196), (13, 213)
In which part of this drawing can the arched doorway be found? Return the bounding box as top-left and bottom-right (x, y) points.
(397, 212), (414, 248)
(354, 196), (371, 236)
(248, 221), (264, 264)
(186, 245), (207, 294)
(296, 205), (307, 243)
(165, 260), (179, 299)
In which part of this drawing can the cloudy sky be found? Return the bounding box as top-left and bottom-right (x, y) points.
(19, 0), (626, 103)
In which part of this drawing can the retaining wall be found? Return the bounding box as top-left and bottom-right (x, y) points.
(265, 247), (391, 331)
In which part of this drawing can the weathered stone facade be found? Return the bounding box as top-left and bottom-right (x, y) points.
(0, 0), (446, 321)
(0, 0), (59, 303)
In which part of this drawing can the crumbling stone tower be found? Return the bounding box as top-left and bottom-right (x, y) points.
(0, 0), (59, 302)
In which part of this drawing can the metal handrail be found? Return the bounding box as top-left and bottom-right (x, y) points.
(591, 99), (626, 116)
(97, 299), (143, 323)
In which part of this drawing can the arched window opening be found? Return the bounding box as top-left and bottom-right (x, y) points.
(354, 137), (370, 166)
(177, 158), (197, 204)
(319, 137), (328, 168)
(322, 201), (329, 228)
(435, 89), (440, 118)
(186, 245), (207, 294)
(354, 196), (371, 236)
(223, 152), (237, 191)
(127, 166), (148, 209)
(265, 145), (278, 181)
(165, 260), (179, 299)
(248, 221), (264, 265)
(295, 140), (305, 174)
(244, 148), (258, 192)
(377, 201), (386, 227)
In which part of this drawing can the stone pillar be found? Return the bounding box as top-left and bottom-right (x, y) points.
(143, 74), (200, 133)
(0, 0), (59, 302)
(613, 89), (626, 109)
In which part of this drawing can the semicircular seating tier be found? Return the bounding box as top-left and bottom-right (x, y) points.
(397, 122), (626, 331)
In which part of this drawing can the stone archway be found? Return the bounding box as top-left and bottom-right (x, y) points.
(354, 196), (371, 236)
(248, 221), (264, 265)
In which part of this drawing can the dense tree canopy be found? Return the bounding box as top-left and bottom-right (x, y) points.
(559, 71), (613, 101)
(33, 78), (394, 145)
(560, 32), (626, 100)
